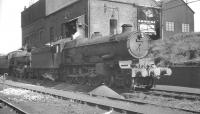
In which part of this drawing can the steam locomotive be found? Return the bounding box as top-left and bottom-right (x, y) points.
(4, 0), (172, 89)
(57, 30), (171, 89)
(4, 30), (171, 89)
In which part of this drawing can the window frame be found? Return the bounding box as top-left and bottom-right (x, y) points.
(166, 21), (174, 32)
(182, 24), (190, 32)
(49, 27), (54, 42)
(39, 29), (44, 43)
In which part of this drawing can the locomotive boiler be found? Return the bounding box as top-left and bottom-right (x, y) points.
(7, 50), (30, 78)
(58, 29), (171, 89)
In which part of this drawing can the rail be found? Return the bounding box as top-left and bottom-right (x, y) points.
(123, 88), (200, 113)
(0, 81), (199, 114)
(0, 97), (30, 114)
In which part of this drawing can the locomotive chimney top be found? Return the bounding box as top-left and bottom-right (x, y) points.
(122, 24), (132, 33)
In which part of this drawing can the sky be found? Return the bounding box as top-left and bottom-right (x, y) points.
(0, 0), (200, 54)
(0, 0), (30, 54)
(188, 1), (200, 31)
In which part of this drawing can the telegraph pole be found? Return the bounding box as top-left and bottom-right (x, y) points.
(160, 1), (163, 40)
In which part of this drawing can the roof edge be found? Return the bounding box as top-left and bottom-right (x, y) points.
(161, 0), (195, 14)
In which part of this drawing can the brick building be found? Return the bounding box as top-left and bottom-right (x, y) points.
(159, 0), (194, 39)
(21, 0), (160, 49)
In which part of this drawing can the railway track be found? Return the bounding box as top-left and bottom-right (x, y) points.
(123, 88), (200, 113)
(0, 82), (140, 114)
(0, 97), (29, 114)
(1, 81), (199, 114)
(107, 93), (200, 114)
(129, 88), (200, 101)
(150, 89), (200, 100)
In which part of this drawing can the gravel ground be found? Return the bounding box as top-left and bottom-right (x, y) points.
(124, 92), (200, 112)
(7, 78), (95, 93)
(0, 87), (114, 114)
(5, 77), (200, 113)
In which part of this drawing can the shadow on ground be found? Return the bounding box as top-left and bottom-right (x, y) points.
(6, 76), (95, 93)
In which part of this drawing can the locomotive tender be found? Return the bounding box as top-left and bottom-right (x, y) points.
(17, 0), (172, 89)
(0, 55), (9, 74)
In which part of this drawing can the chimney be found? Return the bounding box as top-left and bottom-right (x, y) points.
(122, 24), (132, 33)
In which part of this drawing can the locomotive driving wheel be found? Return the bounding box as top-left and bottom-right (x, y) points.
(130, 77), (136, 91)
(106, 75), (114, 87)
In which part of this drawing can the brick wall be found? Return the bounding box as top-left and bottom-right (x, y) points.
(22, 0), (88, 48)
(157, 66), (200, 88)
(22, 19), (46, 48)
(21, 0), (45, 27)
(162, 0), (194, 39)
(45, 0), (79, 16)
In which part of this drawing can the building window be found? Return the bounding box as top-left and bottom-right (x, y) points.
(39, 30), (43, 43)
(63, 20), (77, 38)
(49, 27), (54, 42)
(61, 23), (65, 37)
(166, 22), (174, 32)
(24, 37), (28, 46)
(182, 24), (190, 32)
